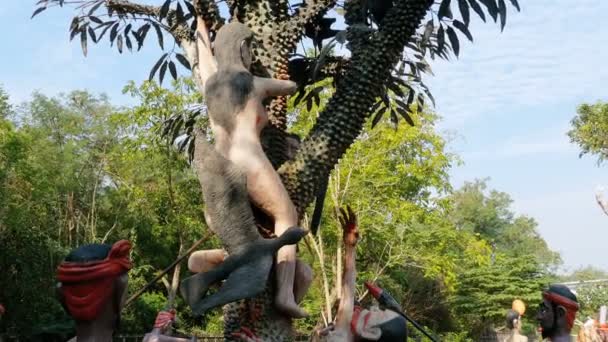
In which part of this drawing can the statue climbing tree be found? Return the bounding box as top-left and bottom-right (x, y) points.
(34, 0), (520, 340)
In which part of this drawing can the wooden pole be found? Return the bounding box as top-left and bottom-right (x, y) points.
(125, 232), (212, 307)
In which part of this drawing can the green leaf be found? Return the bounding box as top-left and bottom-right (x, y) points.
(80, 27), (88, 57)
(159, 0), (171, 21)
(389, 109), (398, 127)
(509, 0), (520, 11)
(149, 53), (168, 81)
(96, 21), (114, 41)
(175, 54), (191, 70)
(438, 0), (452, 20)
(125, 35), (132, 52)
(124, 23), (132, 37)
(159, 61), (168, 85)
(117, 35), (123, 53)
(498, 0), (507, 31)
(88, 26), (97, 43)
(169, 61), (177, 80)
(152, 22), (164, 50)
(371, 106), (386, 128)
(31, 6), (47, 19)
(110, 23), (119, 44)
(88, 0), (103, 15)
(468, 0), (486, 22)
(446, 26), (460, 57)
(453, 20), (473, 42)
(458, 0), (470, 25)
(437, 25), (445, 53)
(176, 3), (184, 23)
(89, 16), (103, 25)
(396, 106), (415, 126)
(480, 0), (498, 22)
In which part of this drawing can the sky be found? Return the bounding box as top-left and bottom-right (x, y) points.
(1, 1), (607, 272)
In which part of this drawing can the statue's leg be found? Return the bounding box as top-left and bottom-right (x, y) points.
(193, 261), (269, 316)
(275, 213), (309, 318)
(242, 153), (309, 318)
(180, 258), (234, 309)
(294, 258), (313, 304)
(188, 249), (226, 273)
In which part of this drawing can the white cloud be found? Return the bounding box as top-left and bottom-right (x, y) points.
(428, 0), (608, 129)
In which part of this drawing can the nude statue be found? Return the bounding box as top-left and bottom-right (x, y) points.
(202, 21), (308, 318)
(180, 134), (307, 315)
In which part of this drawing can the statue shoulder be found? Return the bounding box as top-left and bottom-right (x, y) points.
(205, 70), (253, 95)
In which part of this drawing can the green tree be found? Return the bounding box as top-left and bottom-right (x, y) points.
(452, 255), (549, 338)
(568, 102), (608, 164)
(450, 179), (561, 271)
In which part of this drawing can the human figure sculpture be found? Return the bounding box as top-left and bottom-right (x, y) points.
(201, 21), (308, 318)
(313, 206), (359, 341)
(180, 135), (307, 316)
(142, 309), (197, 342)
(504, 309), (528, 342)
(312, 208), (408, 342)
(55, 240), (132, 342)
(536, 284), (579, 342)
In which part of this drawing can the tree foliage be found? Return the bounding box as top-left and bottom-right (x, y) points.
(568, 102), (608, 164)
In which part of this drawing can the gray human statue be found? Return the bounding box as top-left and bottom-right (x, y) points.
(186, 21), (311, 318)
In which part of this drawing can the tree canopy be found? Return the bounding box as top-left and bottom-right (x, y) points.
(568, 102), (608, 164)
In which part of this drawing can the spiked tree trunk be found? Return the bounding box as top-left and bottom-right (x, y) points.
(38, 0), (520, 339)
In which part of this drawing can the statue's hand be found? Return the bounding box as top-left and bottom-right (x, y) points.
(232, 327), (261, 342)
(339, 206), (359, 247)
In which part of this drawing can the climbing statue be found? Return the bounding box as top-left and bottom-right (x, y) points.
(55, 240), (132, 342)
(180, 133), (307, 316)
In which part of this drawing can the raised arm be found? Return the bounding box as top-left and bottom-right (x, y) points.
(253, 77), (297, 98)
(195, 15), (217, 89)
(334, 206), (359, 336)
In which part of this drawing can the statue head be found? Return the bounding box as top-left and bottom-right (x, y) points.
(506, 309), (521, 331)
(56, 240), (132, 330)
(214, 22), (254, 71)
(537, 284), (579, 339)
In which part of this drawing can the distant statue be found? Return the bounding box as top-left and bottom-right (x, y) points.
(142, 309), (198, 342)
(537, 284), (579, 342)
(55, 240), (132, 342)
(504, 309), (528, 342)
(596, 186), (608, 217)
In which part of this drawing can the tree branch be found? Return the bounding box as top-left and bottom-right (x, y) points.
(279, 0), (435, 214)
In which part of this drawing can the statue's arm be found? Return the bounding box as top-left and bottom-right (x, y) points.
(253, 76), (297, 98)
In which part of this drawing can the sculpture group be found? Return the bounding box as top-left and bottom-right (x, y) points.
(51, 19), (583, 342)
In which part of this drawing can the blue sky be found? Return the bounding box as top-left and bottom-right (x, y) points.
(1, 2), (607, 272)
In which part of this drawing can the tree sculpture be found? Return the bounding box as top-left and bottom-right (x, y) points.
(35, 0), (520, 339)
